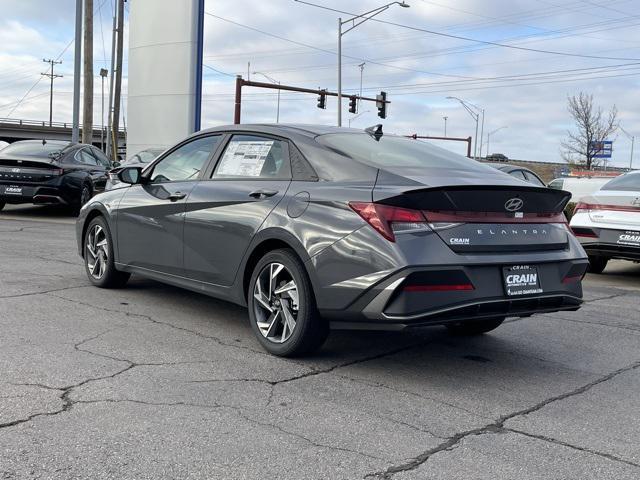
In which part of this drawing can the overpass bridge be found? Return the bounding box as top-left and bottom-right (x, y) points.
(0, 118), (126, 149)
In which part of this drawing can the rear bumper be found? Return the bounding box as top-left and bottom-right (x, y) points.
(0, 183), (70, 205)
(573, 226), (640, 261)
(320, 260), (587, 330)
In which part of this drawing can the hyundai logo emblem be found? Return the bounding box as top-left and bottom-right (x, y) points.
(11, 168), (20, 173)
(504, 197), (524, 212)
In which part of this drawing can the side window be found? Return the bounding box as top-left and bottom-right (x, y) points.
(75, 148), (98, 166)
(509, 170), (527, 181)
(548, 179), (563, 190)
(150, 136), (220, 183)
(524, 171), (545, 186)
(212, 135), (290, 179)
(92, 148), (111, 168)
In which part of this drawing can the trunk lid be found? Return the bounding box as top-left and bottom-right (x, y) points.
(374, 168), (571, 253)
(581, 190), (640, 228)
(0, 155), (62, 183)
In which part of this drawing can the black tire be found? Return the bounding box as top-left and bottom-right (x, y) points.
(0, 201), (5, 211)
(80, 183), (92, 206)
(83, 216), (130, 288)
(587, 255), (608, 274)
(247, 248), (328, 357)
(445, 317), (505, 336)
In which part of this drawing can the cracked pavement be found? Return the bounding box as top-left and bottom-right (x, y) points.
(1, 206), (639, 479)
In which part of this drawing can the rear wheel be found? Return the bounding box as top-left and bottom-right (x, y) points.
(248, 249), (328, 357)
(588, 255), (608, 274)
(84, 216), (130, 288)
(445, 317), (505, 336)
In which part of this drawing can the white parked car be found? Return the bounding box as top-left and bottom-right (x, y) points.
(570, 171), (640, 273)
(548, 176), (613, 203)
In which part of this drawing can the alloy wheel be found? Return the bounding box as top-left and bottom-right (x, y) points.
(253, 262), (300, 343)
(86, 224), (109, 280)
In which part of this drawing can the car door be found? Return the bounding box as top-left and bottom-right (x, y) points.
(117, 134), (222, 276)
(183, 133), (292, 285)
(64, 147), (103, 189)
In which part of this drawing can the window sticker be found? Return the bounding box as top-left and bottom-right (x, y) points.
(217, 140), (274, 177)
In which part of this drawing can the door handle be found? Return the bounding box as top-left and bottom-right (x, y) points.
(249, 189), (279, 199)
(167, 192), (187, 201)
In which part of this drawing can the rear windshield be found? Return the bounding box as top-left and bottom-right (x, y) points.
(601, 173), (640, 192)
(317, 133), (487, 171)
(1, 142), (68, 158)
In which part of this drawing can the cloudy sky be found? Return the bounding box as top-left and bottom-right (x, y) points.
(0, 0), (639, 166)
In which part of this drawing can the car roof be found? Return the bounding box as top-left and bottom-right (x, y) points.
(198, 123), (368, 139)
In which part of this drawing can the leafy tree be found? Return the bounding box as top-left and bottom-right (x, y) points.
(561, 92), (617, 170)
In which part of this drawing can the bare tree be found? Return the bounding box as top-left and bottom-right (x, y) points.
(561, 92), (617, 170)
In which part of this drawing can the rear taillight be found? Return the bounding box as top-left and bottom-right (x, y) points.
(349, 202), (428, 242)
(574, 202), (640, 214)
(422, 210), (566, 224)
(571, 227), (598, 238)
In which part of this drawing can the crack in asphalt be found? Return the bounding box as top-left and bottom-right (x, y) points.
(0, 285), (88, 299)
(332, 373), (491, 421)
(364, 359), (640, 479)
(506, 427), (640, 469)
(229, 406), (388, 462)
(46, 292), (303, 363)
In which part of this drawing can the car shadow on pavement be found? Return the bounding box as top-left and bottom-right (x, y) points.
(0, 204), (77, 218)
(117, 276), (574, 375)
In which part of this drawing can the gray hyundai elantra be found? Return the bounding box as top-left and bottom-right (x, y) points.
(77, 124), (588, 356)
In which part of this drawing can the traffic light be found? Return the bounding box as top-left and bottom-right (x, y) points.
(317, 89), (326, 109)
(376, 91), (387, 119)
(348, 96), (357, 114)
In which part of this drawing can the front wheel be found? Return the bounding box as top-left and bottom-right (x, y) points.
(445, 317), (505, 336)
(84, 216), (130, 288)
(587, 255), (608, 274)
(248, 249), (328, 357)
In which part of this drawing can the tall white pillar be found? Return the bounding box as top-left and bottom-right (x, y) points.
(127, 0), (202, 157)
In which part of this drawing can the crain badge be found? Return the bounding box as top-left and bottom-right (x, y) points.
(449, 237), (470, 245)
(504, 197), (524, 212)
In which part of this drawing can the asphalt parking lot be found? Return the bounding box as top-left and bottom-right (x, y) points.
(1, 204), (639, 480)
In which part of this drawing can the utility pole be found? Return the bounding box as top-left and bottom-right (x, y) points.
(41, 59), (63, 127)
(106, 0), (117, 160)
(111, 0), (125, 161)
(100, 68), (108, 151)
(357, 62), (365, 111)
(82, 0), (94, 145)
(443, 116), (448, 137)
(72, 0), (82, 143)
(619, 125), (635, 170)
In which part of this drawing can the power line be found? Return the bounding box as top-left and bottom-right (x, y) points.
(204, 11), (479, 79)
(292, 0), (640, 61)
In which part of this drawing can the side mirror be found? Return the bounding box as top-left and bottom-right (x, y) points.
(112, 161), (121, 168)
(117, 166), (143, 184)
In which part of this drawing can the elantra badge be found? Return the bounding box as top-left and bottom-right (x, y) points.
(504, 197), (524, 212)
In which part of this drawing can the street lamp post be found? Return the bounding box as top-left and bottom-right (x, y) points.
(99, 68), (108, 151)
(443, 116), (448, 137)
(336, 2), (409, 127)
(618, 125), (635, 169)
(486, 126), (508, 157)
(447, 96), (483, 158)
(252, 71), (281, 122)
